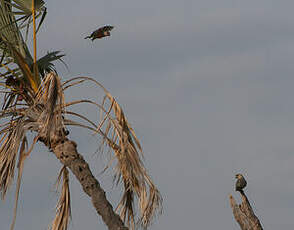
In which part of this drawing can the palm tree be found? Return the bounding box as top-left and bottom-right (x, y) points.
(0, 1), (162, 230)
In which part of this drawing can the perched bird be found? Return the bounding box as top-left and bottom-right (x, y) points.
(84, 25), (114, 41)
(235, 174), (247, 192)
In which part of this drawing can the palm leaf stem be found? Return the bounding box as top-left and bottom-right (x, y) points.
(32, 0), (38, 87)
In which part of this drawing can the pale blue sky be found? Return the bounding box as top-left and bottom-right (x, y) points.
(1, 0), (294, 229)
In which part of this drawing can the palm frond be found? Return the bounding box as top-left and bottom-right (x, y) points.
(11, 41), (39, 91)
(51, 166), (71, 230)
(0, 32), (38, 94)
(0, 1), (30, 59)
(7, 0), (45, 14)
(10, 136), (28, 230)
(4, 0), (46, 34)
(0, 0), (49, 94)
(96, 86), (162, 229)
(0, 72), (162, 229)
(62, 76), (162, 229)
(0, 118), (25, 199)
(36, 51), (66, 78)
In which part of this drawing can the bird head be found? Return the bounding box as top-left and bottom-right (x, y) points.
(235, 173), (243, 179)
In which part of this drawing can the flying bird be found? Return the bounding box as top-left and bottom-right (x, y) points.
(235, 173), (247, 192)
(84, 25), (114, 41)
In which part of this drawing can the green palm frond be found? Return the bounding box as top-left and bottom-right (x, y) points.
(4, 0), (46, 34)
(0, 0), (48, 93)
(36, 51), (66, 78)
(0, 49), (64, 111)
(10, 0), (45, 12)
(0, 0), (38, 92)
(0, 1), (27, 59)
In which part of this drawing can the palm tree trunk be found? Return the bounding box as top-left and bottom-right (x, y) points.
(50, 139), (128, 230)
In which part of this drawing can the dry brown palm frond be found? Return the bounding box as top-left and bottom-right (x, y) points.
(62, 76), (107, 92)
(139, 175), (163, 228)
(0, 107), (26, 120)
(51, 166), (71, 230)
(0, 118), (25, 200)
(35, 72), (66, 145)
(112, 139), (162, 229)
(62, 76), (162, 229)
(10, 136), (28, 230)
(1, 72), (162, 229)
(100, 93), (162, 228)
(0, 72), (68, 229)
(0, 117), (39, 230)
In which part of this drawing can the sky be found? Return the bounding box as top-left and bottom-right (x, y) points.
(1, 0), (294, 229)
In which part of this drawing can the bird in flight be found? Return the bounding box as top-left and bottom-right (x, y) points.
(235, 173), (247, 192)
(84, 25), (114, 41)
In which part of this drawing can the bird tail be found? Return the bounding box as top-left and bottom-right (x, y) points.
(84, 36), (90, 39)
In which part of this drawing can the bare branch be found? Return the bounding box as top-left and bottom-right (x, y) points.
(230, 191), (263, 230)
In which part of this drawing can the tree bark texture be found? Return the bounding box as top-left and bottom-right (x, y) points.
(51, 139), (128, 230)
(229, 191), (263, 230)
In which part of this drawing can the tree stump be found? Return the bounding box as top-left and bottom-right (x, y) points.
(229, 191), (263, 230)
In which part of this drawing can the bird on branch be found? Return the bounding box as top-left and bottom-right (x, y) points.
(235, 173), (247, 192)
(84, 25), (114, 41)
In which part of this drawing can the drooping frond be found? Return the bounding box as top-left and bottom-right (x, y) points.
(10, 136), (28, 230)
(1, 72), (162, 229)
(101, 92), (162, 228)
(0, 72), (67, 230)
(62, 76), (162, 229)
(51, 166), (71, 230)
(0, 118), (25, 200)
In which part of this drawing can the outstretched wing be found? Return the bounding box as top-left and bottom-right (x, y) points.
(99, 25), (114, 32)
(85, 25), (114, 40)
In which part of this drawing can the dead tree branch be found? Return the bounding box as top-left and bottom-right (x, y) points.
(229, 191), (263, 230)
